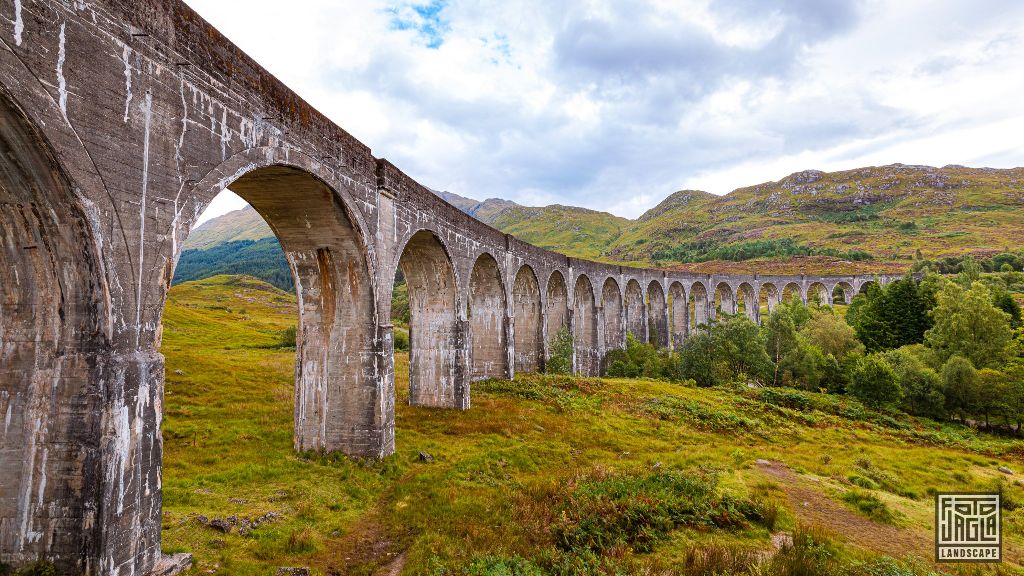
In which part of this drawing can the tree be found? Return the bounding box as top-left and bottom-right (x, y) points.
(546, 327), (574, 375)
(925, 282), (1013, 369)
(942, 356), (978, 422)
(976, 369), (1010, 429)
(711, 314), (772, 384)
(848, 354), (901, 408)
(677, 331), (720, 388)
(993, 291), (1022, 329)
(763, 306), (798, 386)
(800, 308), (864, 360)
(847, 276), (934, 352)
(884, 347), (944, 419)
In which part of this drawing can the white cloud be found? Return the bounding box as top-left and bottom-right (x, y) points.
(185, 0), (1024, 221)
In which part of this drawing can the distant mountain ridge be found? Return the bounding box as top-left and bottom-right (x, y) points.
(176, 163), (1024, 285)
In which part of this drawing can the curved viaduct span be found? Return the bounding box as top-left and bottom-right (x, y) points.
(0, 0), (902, 573)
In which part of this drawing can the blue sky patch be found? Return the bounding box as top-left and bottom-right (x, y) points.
(388, 0), (449, 49)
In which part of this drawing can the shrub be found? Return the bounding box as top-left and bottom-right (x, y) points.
(552, 468), (758, 554)
(546, 327), (573, 375)
(841, 490), (901, 525)
(278, 325), (297, 348)
(393, 327), (409, 351)
(848, 355), (901, 408)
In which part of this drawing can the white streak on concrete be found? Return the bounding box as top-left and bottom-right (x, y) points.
(37, 448), (48, 503)
(113, 403), (129, 514)
(13, 0), (23, 46)
(56, 22), (68, 122)
(3, 402), (10, 435)
(135, 93), (152, 350)
(121, 43), (132, 122)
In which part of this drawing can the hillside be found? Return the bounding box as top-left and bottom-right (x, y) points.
(176, 164), (1024, 285)
(160, 275), (1024, 574)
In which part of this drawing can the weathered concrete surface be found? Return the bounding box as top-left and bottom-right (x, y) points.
(0, 0), (904, 572)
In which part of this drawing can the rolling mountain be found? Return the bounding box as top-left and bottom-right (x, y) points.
(174, 163), (1024, 288)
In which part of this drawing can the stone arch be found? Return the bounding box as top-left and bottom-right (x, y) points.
(0, 87), (109, 571)
(602, 277), (625, 351)
(858, 280), (880, 295)
(201, 165), (384, 457)
(512, 265), (543, 374)
(736, 282), (758, 322)
(395, 230), (461, 408)
(647, 280), (669, 348)
(807, 281), (830, 306)
(782, 282), (803, 303)
(574, 275), (599, 376)
(715, 282), (735, 316)
(689, 281), (710, 332)
(468, 253), (508, 381)
(624, 279), (645, 341)
(832, 282), (855, 305)
(545, 271), (570, 349)
(669, 282), (687, 348)
(759, 283), (780, 318)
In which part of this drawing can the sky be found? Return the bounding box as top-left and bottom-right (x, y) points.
(186, 0), (1024, 226)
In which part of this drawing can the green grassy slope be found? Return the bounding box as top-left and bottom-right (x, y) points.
(185, 206), (274, 250)
(161, 275), (1024, 575)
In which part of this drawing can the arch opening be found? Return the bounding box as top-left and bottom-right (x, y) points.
(647, 281), (668, 348)
(782, 282), (803, 303)
(807, 282), (830, 306)
(545, 271), (569, 358)
(832, 282), (854, 305)
(669, 282), (687, 348)
(602, 278), (624, 352)
(573, 275), (598, 376)
(689, 282), (709, 332)
(624, 279), (645, 341)
(714, 282), (735, 316)
(512, 265), (543, 374)
(759, 283), (780, 319)
(468, 254), (508, 380)
(396, 230), (460, 408)
(736, 282), (757, 322)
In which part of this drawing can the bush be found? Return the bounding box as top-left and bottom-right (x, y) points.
(848, 355), (901, 408)
(278, 325), (297, 348)
(393, 327), (409, 351)
(841, 490), (902, 525)
(546, 327), (573, 375)
(552, 468), (759, 554)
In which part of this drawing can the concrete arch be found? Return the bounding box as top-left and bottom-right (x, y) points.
(469, 253), (508, 380)
(0, 88), (109, 571)
(397, 230), (462, 408)
(715, 282), (736, 316)
(736, 282), (757, 322)
(782, 282), (803, 303)
(602, 277), (625, 351)
(832, 281), (855, 305)
(208, 165), (384, 455)
(624, 279), (645, 341)
(545, 270), (570, 350)
(647, 280), (669, 348)
(759, 282), (780, 318)
(857, 279), (881, 295)
(669, 282), (687, 348)
(689, 281), (710, 332)
(807, 281), (831, 306)
(574, 274), (599, 376)
(512, 265), (543, 374)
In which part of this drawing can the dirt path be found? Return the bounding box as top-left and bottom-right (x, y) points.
(756, 460), (934, 561)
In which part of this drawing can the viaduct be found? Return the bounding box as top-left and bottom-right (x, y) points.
(0, 0), (902, 573)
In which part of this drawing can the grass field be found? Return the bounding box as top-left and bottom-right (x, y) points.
(162, 276), (1024, 575)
